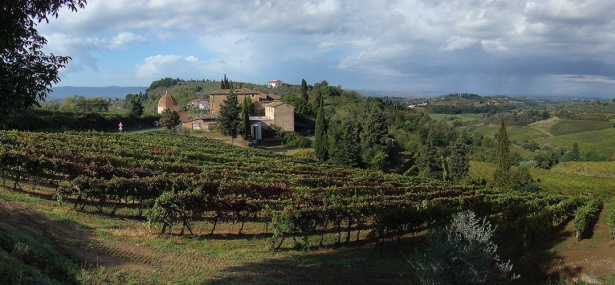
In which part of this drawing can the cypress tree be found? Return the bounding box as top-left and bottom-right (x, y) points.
(448, 140), (469, 182)
(300, 79), (308, 102)
(494, 118), (511, 187)
(217, 90), (240, 143)
(241, 96), (251, 141)
(571, 142), (580, 161)
(314, 94), (328, 161)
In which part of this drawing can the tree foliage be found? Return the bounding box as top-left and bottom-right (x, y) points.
(494, 118), (511, 187)
(60, 95), (109, 112)
(240, 96), (251, 141)
(412, 211), (519, 285)
(217, 90), (240, 139)
(448, 140), (469, 182)
(570, 142), (580, 161)
(300, 79), (308, 102)
(148, 77), (182, 90)
(159, 108), (180, 130)
(126, 97), (144, 118)
(314, 94), (328, 161)
(220, 74), (233, 89)
(1, 0), (86, 126)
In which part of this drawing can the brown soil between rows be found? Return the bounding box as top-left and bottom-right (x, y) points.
(543, 204), (615, 279)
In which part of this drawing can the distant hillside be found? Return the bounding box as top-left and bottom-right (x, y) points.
(50, 86), (147, 100)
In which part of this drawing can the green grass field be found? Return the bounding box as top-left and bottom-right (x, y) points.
(551, 161), (615, 177)
(469, 161), (615, 197)
(429, 113), (484, 122)
(535, 128), (615, 161)
(547, 119), (613, 136)
(470, 125), (550, 143)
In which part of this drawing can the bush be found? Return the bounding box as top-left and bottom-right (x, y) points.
(412, 211), (519, 285)
(606, 200), (615, 240)
(573, 200), (602, 241)
(282, 132), (311, 148)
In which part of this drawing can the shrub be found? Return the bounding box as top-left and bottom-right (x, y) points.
(607, 200), (615, 240)
(282, 132), (312, 148)
(412, 211), (519, 285)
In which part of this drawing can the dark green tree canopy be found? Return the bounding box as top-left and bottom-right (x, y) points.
(1, 0), (87, 125)
(127, 97), (144, 118)
(159, 108), (180, 130)
(217, 90), (240, 138)
(300, 79), (308, 102)
(314, 94), (328, 161)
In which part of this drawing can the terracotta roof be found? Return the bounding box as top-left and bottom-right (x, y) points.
(158, 91), (178, 107)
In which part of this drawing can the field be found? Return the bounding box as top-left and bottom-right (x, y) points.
(471, 117), (615, 161)
(1, 130), (614, 284)
(469, 161), (615, 197)
(470, 125), (550, 143)
(534, 128), (615, 161)
(428, 113), (484, 122)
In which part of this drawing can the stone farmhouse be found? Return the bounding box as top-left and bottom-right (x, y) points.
(158, 88), (295, 139)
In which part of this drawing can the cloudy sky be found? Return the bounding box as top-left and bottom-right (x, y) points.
(40, 0), (615, 97)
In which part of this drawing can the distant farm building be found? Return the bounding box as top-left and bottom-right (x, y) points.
(268, 79), (281, 88)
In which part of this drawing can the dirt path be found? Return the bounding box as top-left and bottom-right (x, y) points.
(535, 126), (554, 137)
(544, 203), (615, 279)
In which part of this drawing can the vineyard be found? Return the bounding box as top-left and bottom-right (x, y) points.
(0, 130), (611, 283)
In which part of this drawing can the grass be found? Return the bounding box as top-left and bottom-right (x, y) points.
(548, 119), (613, 136)
(429, 113), (484, 122)
(470, 125), (550, 143)
(0, 184), (415, 284)
(551, 161), (615, 178)
(535, 128), (615, 161)
(469, 161), (615, 197)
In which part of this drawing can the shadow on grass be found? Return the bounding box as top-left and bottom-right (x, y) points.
(206, 239), (416, 285)
(507, 221), (584, 284)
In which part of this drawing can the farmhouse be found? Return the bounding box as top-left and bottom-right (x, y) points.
(181, 114), (218, 131)
(268, 79), (281, 88)
(158, 88), (295, 137)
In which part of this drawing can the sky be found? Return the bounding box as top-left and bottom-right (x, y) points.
(40, 0), (615, 98)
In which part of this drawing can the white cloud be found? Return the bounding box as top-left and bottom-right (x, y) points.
(41, 0), (615, 97)
(136, 55), (185, 79)
(109, 32), (147, 49)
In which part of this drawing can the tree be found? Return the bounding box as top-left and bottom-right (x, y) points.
(571, 142), (580, 161)
(1, 0), (86, 127)
(417, 132), (444, 180)
(220, 74), (232, 89)
(159, 108), (180, 130)
(300, 79), (308, 102)
(412, 211), (519, 285)
(127, 97), (144, 118)
(314, 94), (328, 161)
(448, 140), (469, 182)
(494, 118), (511, 187)
(240, 96), (251, 141)
(330, 121), (359, 167)
(217, 90), (241, 143)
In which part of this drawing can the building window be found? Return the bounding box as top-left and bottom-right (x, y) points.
(193, 123), (202, 130)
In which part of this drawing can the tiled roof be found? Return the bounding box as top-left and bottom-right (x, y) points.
(157, 91), (178, 107)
